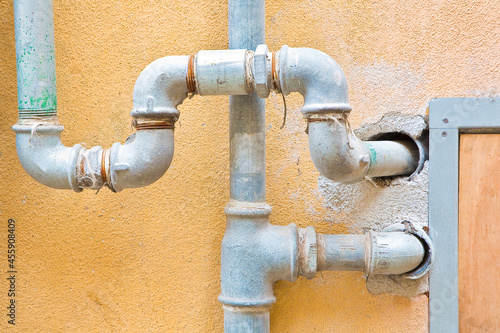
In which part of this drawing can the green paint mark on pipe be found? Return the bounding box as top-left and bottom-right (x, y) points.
(366, 143), (377, 167)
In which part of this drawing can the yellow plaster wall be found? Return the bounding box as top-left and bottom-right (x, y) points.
(1, 0), (499, 331)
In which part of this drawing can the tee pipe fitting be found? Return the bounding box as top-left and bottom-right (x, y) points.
(219, 201), (298, 312)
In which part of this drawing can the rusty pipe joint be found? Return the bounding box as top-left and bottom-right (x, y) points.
(108, 118), (175, 192)
(13, 119), (110, 192)
(108, 120), (174, 192)
(132, 49), (258, 114)
(253, 45), (352, 113)
(13, 116), (175, 192)
(253, 44), (272, 98)
(298, 226), (318, 279)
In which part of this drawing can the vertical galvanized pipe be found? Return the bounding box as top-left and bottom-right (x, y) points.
(14, 0), (58, 118)
(224, 306), (270, 332)
(228, 0), (266, 202)
(224, 0), (269, 332)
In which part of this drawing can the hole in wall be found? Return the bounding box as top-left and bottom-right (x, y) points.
(365, 130), (429, 187)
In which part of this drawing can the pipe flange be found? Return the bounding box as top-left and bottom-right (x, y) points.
(299, 226), (317, 279)
(382, 221), (434, 279)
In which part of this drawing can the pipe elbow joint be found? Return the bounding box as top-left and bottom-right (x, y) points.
(131, 56), (190, 119)
(278, 45), (351, 116)
(13, 124), (82, 191)
(109, 129), (174, 192)
(308, 120), (370, 184)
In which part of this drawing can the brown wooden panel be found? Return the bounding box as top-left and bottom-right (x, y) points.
(459, 134), (500, 332)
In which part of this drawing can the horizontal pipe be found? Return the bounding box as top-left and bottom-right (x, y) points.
(365, 140), (419, 178)
(299, 226), (426, 278)
(196, 49), (253, 96)
(317, 234), (366, 272)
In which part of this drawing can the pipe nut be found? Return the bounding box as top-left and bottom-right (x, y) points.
(253, 44), (271, 98)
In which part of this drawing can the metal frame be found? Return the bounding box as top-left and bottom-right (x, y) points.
(429, 97), (500, 332)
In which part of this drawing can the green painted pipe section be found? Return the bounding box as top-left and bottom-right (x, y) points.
(14, 0), (57, 118)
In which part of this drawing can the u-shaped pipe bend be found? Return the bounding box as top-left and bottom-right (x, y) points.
(13, 55), (188, 192)
(14, 43), (420, 191)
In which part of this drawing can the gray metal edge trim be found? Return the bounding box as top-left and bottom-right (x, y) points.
(429, 97), (500, 130)
(429, 97), (500, 333)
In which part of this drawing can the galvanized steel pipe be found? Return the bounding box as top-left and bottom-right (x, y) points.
(12, 3), (432, 332)
(220, 0), (278, 332)
(299, 226), (427, 279)
(219, 202), (298, 310)
(13, 0), (176, 192)
(317, 234), (366, 272)
(227, 0), (266, 203)
(307, 118), (420, 184)
(196, 49), (254, 96)
(270, 45), (421, 184)
(14, 0), (57, 118)
(365, 140), (420, 178)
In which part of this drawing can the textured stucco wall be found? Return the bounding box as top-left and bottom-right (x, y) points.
(1, 0), (499, 331)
